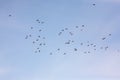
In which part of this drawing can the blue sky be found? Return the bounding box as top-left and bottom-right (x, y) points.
(0, 0), (120, 80)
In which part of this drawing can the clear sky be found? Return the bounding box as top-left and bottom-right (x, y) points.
(0, 0), (120, 80)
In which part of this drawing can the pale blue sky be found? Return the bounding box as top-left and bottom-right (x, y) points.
(0, 0), (120, 80)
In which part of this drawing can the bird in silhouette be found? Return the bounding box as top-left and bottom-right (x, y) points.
(63, 53), (67, 55)
(29, 34), (32, 37)
(9, 14), (12, 17)
(58, 32), (62, 36)
(36, 39), (39, 41)
(38, 36), (40, 38)
(93, 4), (96, 6)
(65, 28), (68, 30)
(80, 43), (83, 45)
(25, 35), (28, 39)
(33, 41), (35, 44)
(76, 26), (79, 28)
(82, 25), (84, 27)
(109, 34), (111, 36)
(50, 52), (52, 55)
(57, 48), (60, 51)
(69, 32), (73, 36)
(105, 46), (108, 50)
(74, 48), (77, 51)
(31, 27), (33, 29)
(102, 37), (106, 40)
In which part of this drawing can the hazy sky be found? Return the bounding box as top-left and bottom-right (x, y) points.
(0, 0), (120, 80)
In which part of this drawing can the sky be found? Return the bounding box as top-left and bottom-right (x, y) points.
(0, 0), (120, 80)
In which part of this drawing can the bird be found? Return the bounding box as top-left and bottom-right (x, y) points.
(25, 35), (28, 39)
(35, 51), (37, 53)
(63, 53), (67, 55)
(80, 43), (83, 45)
(61, 29), (64, 32)
(8, 14), (12, 17)
(36, 19), (39, 22)
(74, 48), (77, 51)
(65, 28), (68, 30)
(75, 26), (79, 28)
(33, 41), (35, 44)
(105, 46), (108, 50)
(82, 25), (84, 27)
(36, 39), (39, 41)
(29, 34), (32, 37)
(58, 32), (62, 36)
(39, 43), (42, 46)
(102, 37), (106, 40)
(108, 34), (111, 36)
(31, 27), (33, 29)
(43, 37), (45, 39)
(65, 41), (70, 44)
(38, 36), (40, 38)
(93, 4), (96, 6)
(41, 21), (44, 24)
(37, 47), (39, 49)
(50, 52), (52, 55)
(69, 32), (73, 36)
(57, 48), (60, 51)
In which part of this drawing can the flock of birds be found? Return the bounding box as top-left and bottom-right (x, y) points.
(8, 3), (120, 56)
(24, 19), (114, 56)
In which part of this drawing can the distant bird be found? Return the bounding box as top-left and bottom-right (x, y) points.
(76, 26), (79, 28)
(93, 4), (96, 6)
(43, 37), (45, 39)
(61, 29), (64, 31)
(100, 47), (103, 49)
(39, 43), (42, 46)
(35, 51), (37, 53)
(80, 29), (83, 31)
(41, 21), (44, 24)
(36, 39), (39, 41)
(63, 53), (66, 55)
(109, 34), (111, 36)
(29, 34), (32, 37)
(36, 19), (39, 21)
(25, 35), (28, 39)
(88, 51), (90, 53)
(57, 48), (60, 51)
(105, 46), (108, 50)
(65, 28), (68, 30)
(38, 36), (41, 38)
(91, 44), (93, 46)
(38, 50), (40, 52)
(43, 43), (46, 45)
(87, 45), (90, 47)
(82, 25), (84, 27)
(39, 29), (42, 32)
(33, 41), (35, 44)
(102, 37), (106, 40)
(8, 14), (12, 17)
(71, 40), (74, 43)
(65, 41), (70, 44)
(31, 27), (33, 29)
(50, 52), (52, 55)
(58, 32), (62, 36)
(74, 48), (77, 51)
(93, 45), (96, 47)
(80, 43), (83, 45)
(37, 48), (39, 49)
(69, 32), (73, 36)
